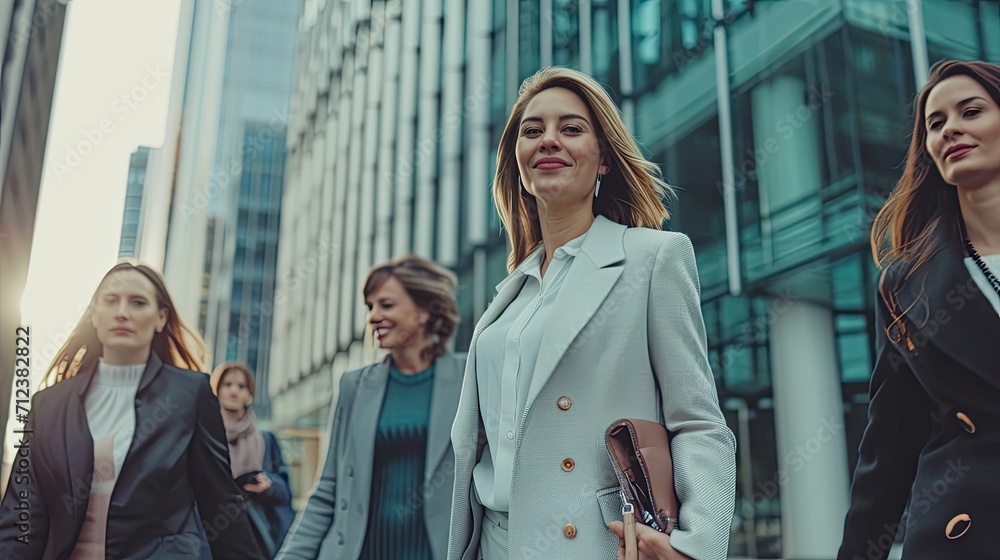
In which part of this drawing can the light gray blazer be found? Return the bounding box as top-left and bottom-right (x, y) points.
(447, 216), (737, 560)
(277, 352), (466, 560)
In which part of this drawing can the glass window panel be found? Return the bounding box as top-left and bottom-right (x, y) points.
(656, 117), (726, 295)
(832, 255), (865, 310)
(518, 0), (540, 81)
(923, 0), (981, 60)
(838, 331), (871, 383)
(592, 0), (619, 89)
(722, 344), (753, 387)
(553, 0), (579, 67)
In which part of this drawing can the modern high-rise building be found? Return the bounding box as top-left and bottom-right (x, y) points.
(0, 0), (67, 455)
(155, 0), (301, 412)
(197, 0), (301, 421)
(205, 122), (288, 420)
(118, 147), (150, 258)
(271, 1), (1000, 557)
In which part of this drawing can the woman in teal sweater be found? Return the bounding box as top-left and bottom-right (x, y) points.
(278, 255), (466, 560)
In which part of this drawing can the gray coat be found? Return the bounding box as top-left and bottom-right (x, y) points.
(447, 216), (737, 560)
(277, 353), (465, 559)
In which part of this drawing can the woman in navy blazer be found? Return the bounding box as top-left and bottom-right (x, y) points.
(278, 255), (466, 560)
(211, 361), (296, 556)
(839, 60), (1000, 559)
(447, 67), (736, 560)
(0, 261), (263, 559)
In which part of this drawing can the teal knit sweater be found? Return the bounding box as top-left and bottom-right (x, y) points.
(359, 365), (435, 560)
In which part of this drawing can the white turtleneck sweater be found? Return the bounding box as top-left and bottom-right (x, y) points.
(70, 359), (144, 559)
(965, 253), (1000, 316)
(84, 359), (144, 491)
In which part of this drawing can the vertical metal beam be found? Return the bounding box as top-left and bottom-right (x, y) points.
(507, 0), (519, 106)
(907, 0), (929, 85)
(540, 0), (553, 67)
(713, 0), (741, 297)
(580, 0), (593, 74)
(617, 0), (634, 129)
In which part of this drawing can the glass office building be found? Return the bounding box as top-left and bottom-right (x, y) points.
(271, 0), (999, 554)
(160, 0), (301, 422)
(118, 147), (150, 258)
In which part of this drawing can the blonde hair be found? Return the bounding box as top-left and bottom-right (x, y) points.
(494, 66), (673, 271)
(363, 255), (459, 360)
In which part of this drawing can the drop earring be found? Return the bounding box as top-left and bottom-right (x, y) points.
(595, 174), (603, 198)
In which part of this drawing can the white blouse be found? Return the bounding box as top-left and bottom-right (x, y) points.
(472, 231), (587, 513)
(964, 253), (1000, 316)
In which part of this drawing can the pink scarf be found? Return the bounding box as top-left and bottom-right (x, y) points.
(224, 409), (264, 479)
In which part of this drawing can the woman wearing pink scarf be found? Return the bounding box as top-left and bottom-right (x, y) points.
(211, 361), (296, 557)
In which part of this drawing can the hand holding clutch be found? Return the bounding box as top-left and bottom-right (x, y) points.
(608, 521), (694, 560)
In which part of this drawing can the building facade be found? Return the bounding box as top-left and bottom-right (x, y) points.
(271, 0), (1000, 556)
(158, 0), (301, 415)
(0, 0), (66, 456)
(199, 0), (301, 421)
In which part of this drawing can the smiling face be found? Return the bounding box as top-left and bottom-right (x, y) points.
(365, 275), (431, 354)
(515, 87), (610, 206)
(924, 74), (1000, 190)
(217, 368), (253, 413)
(91, 269), (168, 365)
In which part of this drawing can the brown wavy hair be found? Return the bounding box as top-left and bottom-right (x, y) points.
(41, 261), (209, 388)
(363, 255), (459, 360)
(871, 60), (1000, 281)
(494, 67), (674, 272)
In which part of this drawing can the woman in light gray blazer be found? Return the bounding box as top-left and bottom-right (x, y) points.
(448, 67), (737, 560)
(278, 255), (465, 560)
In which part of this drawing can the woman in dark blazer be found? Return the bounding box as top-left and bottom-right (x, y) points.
(278, 255), (465, 560)
(210, 360), (296, 556)
(0, 261), (264, 559)
(839, 60), (1000, 559)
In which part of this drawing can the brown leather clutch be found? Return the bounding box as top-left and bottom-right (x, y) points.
(604, 418), (679, 534)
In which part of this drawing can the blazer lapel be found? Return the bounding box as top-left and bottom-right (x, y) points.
(116, 353), (165, 483)
(892, 220), (1000, 389)
(66, 366), (96, 520)
(451, 260), (530, 463)
(135, 351), (165, 394)
(349, 362), (389, 517)
(473, 265), (531, 342)
(425, 353), (462, 477)
(526, 216), (626, 412)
